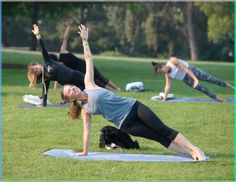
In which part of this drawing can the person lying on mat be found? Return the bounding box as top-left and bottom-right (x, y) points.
(49, 18), (120, 91)
(29, 24), (86, 107)
(152, 58), (234, 102)
(61, 24), (206, 161)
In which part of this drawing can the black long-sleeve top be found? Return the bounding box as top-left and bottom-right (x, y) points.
(38, 38), (84, 106)
(59, 53), (109, 86)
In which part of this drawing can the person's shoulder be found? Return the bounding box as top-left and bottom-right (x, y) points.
(169, 57), (179, 64)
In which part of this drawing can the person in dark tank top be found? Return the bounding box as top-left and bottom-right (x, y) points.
(61, 24), (206, 161)
(49, 18), (120, 91)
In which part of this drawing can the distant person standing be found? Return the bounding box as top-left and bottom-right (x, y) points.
(50, 18), (120, 91)
(152, 57), (234, 102)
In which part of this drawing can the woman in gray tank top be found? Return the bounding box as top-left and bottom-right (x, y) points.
(61, 24), (206, 161)
(152, 57), (234, 102)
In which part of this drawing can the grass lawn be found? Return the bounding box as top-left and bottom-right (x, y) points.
(2, 50), (234, 181)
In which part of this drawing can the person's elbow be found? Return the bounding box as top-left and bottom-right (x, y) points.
(84, 54), (92, 62)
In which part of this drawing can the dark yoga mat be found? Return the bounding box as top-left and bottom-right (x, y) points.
(43, 149), (209, 162)
(18, 103), (69, 108)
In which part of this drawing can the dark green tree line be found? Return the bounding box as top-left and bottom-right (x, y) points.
(2, 2), (234, 61)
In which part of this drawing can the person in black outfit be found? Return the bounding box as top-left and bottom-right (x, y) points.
(28, 24), (85, 107)
(50, 19), (120, 91)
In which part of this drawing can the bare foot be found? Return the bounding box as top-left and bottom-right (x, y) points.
(226, 83), (235, 91)
(215, 97), (224, 102)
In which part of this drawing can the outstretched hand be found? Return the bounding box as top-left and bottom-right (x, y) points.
(32, 24), (40, 36)
(72, 151), (88, 156)
(78, 24), (88, 41)
(65, 18), (73, 26)
(193, 79), (199, 88)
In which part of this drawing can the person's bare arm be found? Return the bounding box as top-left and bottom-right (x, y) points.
(73, 109), (91, 156)
(162, 74), (171, 101)
(78, 24), (97, 89)
(60, 19), (73, 53)
(170, 57), (199, 88)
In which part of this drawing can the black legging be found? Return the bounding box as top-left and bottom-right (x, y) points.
(120, 101), (178, 148)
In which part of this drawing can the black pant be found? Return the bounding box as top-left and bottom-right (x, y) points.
(120, 101), (178, 148)
(183, 65), (227, 99)
(94, 67), (109, 88)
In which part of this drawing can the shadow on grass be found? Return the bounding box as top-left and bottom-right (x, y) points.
(207, 152), (234, 159)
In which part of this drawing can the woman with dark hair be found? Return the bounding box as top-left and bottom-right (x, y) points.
(61, 24), (206, 161)
(152, 58), (234, 102)
(29, 24), (85, 106)
(51, 19), (119, 91)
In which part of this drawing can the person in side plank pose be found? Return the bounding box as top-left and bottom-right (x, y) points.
(152, 58), (234, 102)
(51, 18), (119, 91)
(61, 24), (206, 161)
(29, 24), (85, 106)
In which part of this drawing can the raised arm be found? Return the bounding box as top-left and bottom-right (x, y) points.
(78, 24), (97, 88)
(32, 24), (51, 63)
(60, 18), (73, 53)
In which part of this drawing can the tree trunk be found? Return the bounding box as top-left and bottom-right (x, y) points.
(30, 2), (40, 51)
(2, 17), (8, 47)
(185, 2), (198, 61)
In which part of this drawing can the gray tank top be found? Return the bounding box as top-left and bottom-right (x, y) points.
(82, 88), (136, 128)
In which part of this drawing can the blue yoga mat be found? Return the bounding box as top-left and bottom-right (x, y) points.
(150, 97), (235, 103)
(43, 149), (209, 162)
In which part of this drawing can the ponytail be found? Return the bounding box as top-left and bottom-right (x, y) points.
(61, 86), (82, 119)
(68, 101), (82, 119)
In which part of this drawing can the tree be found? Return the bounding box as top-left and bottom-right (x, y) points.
(196, 2), (234, 61)
(31, 2), (40, 50)
(183, 2), (199, 60)
(197, 2), (233, 41)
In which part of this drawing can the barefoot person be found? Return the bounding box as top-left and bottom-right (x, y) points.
(29, 24), (85, 106)
(51, 18), (119, 91)
(61, 24), (206, 161)
(152, 58), (234, 102)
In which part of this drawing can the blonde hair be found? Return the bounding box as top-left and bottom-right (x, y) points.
(27, 63), (42, 87)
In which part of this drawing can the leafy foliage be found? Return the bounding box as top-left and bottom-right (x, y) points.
(2, 2), (234, 61)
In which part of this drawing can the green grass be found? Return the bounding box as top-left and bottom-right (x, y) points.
(2, 50), (234, 181)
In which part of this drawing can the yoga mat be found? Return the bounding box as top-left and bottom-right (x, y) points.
(150, 96), (235, 103)
(18, 103), (69, 108)
(43, 149), (209, 162)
